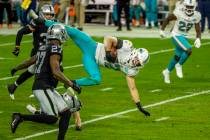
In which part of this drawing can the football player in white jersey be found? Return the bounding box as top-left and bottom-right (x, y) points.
(159, 0), (201, 84)
(94, 36), (150, 116)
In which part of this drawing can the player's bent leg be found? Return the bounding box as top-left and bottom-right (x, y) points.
(75, 55), (102, 86)
(11, 112), (58, 133)
(7, 69), (34, 99)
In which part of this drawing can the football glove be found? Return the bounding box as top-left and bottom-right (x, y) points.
(29, 9), (38, 19)
(194, 38), (201, 48)
(64, 80), (81, 94)
(136, 102), (150, 116)
(11, 68), (17, 76)
(159, 30), (166, 38)
(12, 47), (20, 56)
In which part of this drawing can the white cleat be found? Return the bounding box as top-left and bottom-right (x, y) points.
(175, 63), (183, 78)
(26, 104), (37, 114)
(162, 69), (170, 84)
(10, 94), (15, 100)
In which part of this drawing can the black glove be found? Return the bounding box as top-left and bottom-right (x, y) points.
(136, 102), (150, 116)
(11, 68), (17, 76)
(12, 47), (20, 56)
(72, 82), (81, 94)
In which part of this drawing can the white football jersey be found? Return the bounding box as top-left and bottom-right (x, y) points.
(172, 1), (201, 36)
(95, 41), (139, 77)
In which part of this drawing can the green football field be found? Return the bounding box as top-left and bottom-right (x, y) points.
(0, 35), (210, 140)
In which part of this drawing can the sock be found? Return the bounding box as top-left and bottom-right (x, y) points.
(21, 114), (58, 124)
(58, 110), (71, 140)
(167, 57), (177, 72)
(179, 52), (189, 65)
(16, 70), (33, 85)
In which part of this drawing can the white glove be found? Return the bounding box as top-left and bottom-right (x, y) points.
(159, 30), (166, 38)
(29, 9), (38, 19)
(194, 38), (201, 48)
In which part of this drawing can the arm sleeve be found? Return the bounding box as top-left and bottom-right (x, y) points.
(16, 26), (32, 46)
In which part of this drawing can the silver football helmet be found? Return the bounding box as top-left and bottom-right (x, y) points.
(183, 0), (197, 16)
(39, 4), (55, 20)
(128, 48), (149, 68)
(62, 92), (82, 113)
(47, 24), (68, 44)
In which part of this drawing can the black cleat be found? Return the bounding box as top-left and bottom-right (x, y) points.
(7, 84), (17, 100)
(11, 113), (23, 133)
(75, 125), (82, 131)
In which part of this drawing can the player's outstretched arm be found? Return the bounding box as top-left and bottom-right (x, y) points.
(161, 14), (177, 31)
(11, 56), (36, 76)
(13, 26), (33, 56)
(50, 54), (81, 94)
(126, 75), (150, 116)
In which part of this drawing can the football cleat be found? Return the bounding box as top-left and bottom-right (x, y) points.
(11, 113), (23, 133)
(175, 63), (183, 78)
(7, 84), (17, 100)
(162, 69), (170, 84)
(26, 104), (37, 114)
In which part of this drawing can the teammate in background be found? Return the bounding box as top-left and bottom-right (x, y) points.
(159, 0), (201, 84)
(8, 4), (55, 100)
(29, 12), (151, 116)
(11, 24), (81, 140)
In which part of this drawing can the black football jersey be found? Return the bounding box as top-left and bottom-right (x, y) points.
(32, 44), (63, 90)
(29, 19), (48, 56)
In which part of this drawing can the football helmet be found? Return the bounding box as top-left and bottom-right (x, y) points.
(47, 24), (68, 44)
(62, 92), (82, 113)
(129, 48), (149, 68)
(183, 0), (197, 16)
(39, 4), (55, 20)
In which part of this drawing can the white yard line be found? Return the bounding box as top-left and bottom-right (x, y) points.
(149, 89), (162, 93)
(0, 40), (32, 47)
(154, 117), (169, 122)
(0, 75), (19, 81)
(0, 57), (14, 60)
(1, 42), (210, 81)
(100, 87), (113, 91)
(63, 64), (83, 69)
(14, 89), (210, 140)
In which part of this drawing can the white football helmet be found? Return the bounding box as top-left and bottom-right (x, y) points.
(129, 48), (149, 68)
(183, 0), (197, 16)
(39, 4), (55, 20)
(47, 24), (68, 44)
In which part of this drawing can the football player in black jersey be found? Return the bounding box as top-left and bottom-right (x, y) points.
(11, 24), (81, 140)
(7, 4), (55, 100)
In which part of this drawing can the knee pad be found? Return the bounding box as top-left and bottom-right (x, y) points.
(174, 55), (180, 62)
(27, 64), (35, 74)
(186, 48), (192, 56)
